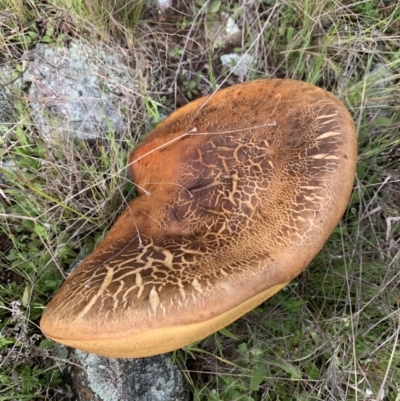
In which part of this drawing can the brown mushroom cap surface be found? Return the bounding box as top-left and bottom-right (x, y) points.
(40, 79), (357, 358)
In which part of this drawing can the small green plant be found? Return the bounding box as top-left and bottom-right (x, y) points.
(181, 70), (202, 100)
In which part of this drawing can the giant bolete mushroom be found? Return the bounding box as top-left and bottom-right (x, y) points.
(40, 79), (357, 358)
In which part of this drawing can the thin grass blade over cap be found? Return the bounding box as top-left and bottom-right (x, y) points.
(40, 79), (357, 358)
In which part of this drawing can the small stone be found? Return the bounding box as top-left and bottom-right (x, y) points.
(22, 42), (139, 142)
(52, 345), (190, 401)
(220, 53), (256, 80)
(155, 0), (189, 22)
(0, 64), (21, 138)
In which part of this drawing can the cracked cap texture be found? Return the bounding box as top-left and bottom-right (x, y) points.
(40, 79), (357, 358)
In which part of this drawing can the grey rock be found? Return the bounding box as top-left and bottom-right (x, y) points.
(0, 65), (19, 183)
(54, 346), (190, 401)
(155, 0), (189, 22)
(225, 15), (240, 37)
(157, 0), (173, 13)
(0, 80), (14, 127)
(0, 64), (21, 138)
(22, 42), (139, 141)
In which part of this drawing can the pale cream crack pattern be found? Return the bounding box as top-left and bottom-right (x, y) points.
(42, 80), (356, 336)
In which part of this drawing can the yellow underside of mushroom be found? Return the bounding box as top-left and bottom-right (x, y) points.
(44, 281), (289, 358)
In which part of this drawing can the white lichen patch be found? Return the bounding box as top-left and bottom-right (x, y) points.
(220, 53), (256, 80)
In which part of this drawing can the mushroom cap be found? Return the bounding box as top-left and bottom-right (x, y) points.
(40, 79), (357, 358)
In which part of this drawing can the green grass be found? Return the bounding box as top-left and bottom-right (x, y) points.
(1, 0), (400, 400)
